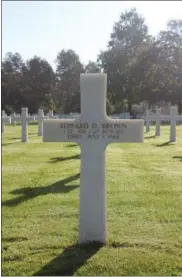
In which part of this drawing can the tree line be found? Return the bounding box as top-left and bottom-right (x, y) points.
(2, 8), (182, 115)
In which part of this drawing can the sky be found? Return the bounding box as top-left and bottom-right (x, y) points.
(2, 1), (182, 69)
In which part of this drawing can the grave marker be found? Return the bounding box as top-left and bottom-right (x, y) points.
(163, 106), (182, 142)
(48, 110), (58, 119)
(170, 107), (177, 142)
(144, 108), (163, 137)
(16, 107), (34, 142)
(35, 109), (48, 136)
(155, 108), (161, 136)
(11, 113), (18, 126)
(43, 73), (144, 244)
(144, 106), (182, 142)
(146, 110), (150, 132)
(2, 111), (11, 133)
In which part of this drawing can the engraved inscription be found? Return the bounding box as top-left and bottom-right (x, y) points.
(60, 122), (127, 140)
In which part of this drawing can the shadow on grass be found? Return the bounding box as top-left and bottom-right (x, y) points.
(48, 154), (80, 163)
(7, 137), (21, 140)
(2, 141), (22, 146)
(66, 144), (78, 148)
(2, 173), (80, 207)
(173, 156), (182, 162)
(144, 135), (156, 139)
(28, 132), (39, 137)
(33, 242), (103, 276)
(2, 236), (28, 243)
(110, 241), (176, 252)
(2, 133), (37, 146)
(154, 141), (174, 147)
(111, 241), (147, 248)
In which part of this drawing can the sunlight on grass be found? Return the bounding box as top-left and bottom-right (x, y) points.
(2, 124), (182, 276)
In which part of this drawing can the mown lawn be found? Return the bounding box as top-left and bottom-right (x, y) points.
(2, 124), (182, 276)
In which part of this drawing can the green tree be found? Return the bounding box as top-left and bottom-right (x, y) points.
(1, 52), (25, 113)
(98, 8), (153, 114)
(157, 20), (182, 114)
(85, 61), (101, 73)
(22, 56), (55, 113)
(55, 49), (85, 113)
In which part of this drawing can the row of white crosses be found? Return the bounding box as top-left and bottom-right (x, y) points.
(1, 110), (11, 133)
(145, 107), (182, 142)
(18, 109), (57, 139)
(2, 108), (57, 138)
(18, 109), (57, 140)
(11, 113), (20, 126)
(43, 73), (144, 244)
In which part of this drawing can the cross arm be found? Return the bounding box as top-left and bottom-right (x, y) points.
(145, 115), (157, 121)
(104, 117), (144, 144)
(161, 115), (171, 120)
(12, 116), (21, 122)
(43, 119), (80, 142)
(2, 116), (11, 123)
(35, 115), (49, 120)
(161, 115), (182, 121)
(176, 115), (182, 121)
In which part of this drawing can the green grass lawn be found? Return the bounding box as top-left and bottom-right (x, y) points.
(2, 124), (182, 276)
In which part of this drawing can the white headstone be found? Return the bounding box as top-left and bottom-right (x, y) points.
(43, 73), (144, 244)
(35, 109), (48, 136)
(155, 108), (161, 136)
(170, 106), (177, 142)
(146, 110), (150, 132)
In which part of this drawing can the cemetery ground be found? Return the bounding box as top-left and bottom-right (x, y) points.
(2, 124), (182, 276)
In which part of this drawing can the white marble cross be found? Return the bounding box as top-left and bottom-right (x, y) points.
(144, 107), (182, 142)
(155, 108), (161, 136)
(145, 108), (162, 136)
(43, 73), (144, 244)
(15, 107), (34, 142)
(2, 111), (11, 133)
(35, 109), (48, 136)
(145, 110), (151, 132)
(11, 113), (18, 126)
(48, 110), (58, 119)
(161, 106), (182, 142)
